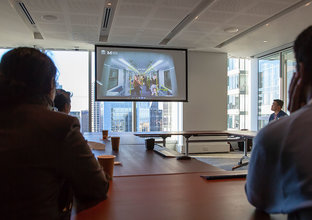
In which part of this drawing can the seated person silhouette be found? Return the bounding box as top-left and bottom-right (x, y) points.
(54, 89), (72, 114)
(269, 99), (288, 122)
(0, 47), (109, 219)
(246, 26), (312, 220)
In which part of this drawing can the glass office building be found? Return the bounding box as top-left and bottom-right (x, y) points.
(257, 49), (296, 130)
(227, 58), (250, 130)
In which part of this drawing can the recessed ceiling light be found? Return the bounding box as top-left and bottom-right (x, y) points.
(305, 2), (311, 6)
(263, 40), (268, 43)
(41, 15), (58, 21)
(224, 27), (239, 33)
(265, 23), (270, 27)
(108, 2), (112, 6)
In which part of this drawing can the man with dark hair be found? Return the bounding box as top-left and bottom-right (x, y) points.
(54, 89), (72, 114)
(269, 99), (288, 122)
(246, 26), (312, 219)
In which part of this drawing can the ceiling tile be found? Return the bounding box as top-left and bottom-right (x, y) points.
(69, 14), (99, 25)
(154, 6), (190, 20)
(209, 0), (257, 13)
(184, 21), (218, 33)
(160, 0), (201, 8)
(246, 1), (291, 16)
(39, 23), (68, 32)
(228, 14), (266, 26)
(117, 4), (155, 17)
(198, 10), (236, 23)
(67, 0), (104, 14)
(24, 0), (61, 11)
(113, 17), (145, 28)
(146, 19), (178, 30)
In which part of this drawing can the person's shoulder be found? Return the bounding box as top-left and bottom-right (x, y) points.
(280, 110), (288, 116)
(256, 112), (292, 146)
(261, 104), (312, 138)
(22, 104), (79, 129)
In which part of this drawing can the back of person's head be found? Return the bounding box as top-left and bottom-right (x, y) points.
(54, 89), (72, 114)
(274, 99), (284, 108)
(294, 25), (312, 81)
(0, 47), (57, 106)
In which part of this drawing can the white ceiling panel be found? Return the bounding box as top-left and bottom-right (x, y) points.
(111, 27), (142, 35)
(39, 23), (68, 33)
(24, 0), (62, 11)
(66, 0), (104, 14)
(227, 14), (266, 26)
(146, 19), (179, 30)
(113, 17), (145, 28)
(117, 4), (155, 17)
(246, 1), (291, 16)
(69, 15), (99, 25)
(120, 0), (159, 5)
(31, 12), (65, 24)
(198, 10), (236, 23)
(209, 0), (257, 13)
(154, 7), (190, 20)
(183, 22), (219, 33)
(43, 32), (70, 40)
(161, 0), (202, 8)
(0, 0), (310, 56)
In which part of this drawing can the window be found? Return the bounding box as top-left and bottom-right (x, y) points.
(46, 50), (89, 133)
(107, 68), (118, 90)
(136, 102), (178, 132)
(164, 70), (172, 90)
(258, 53), (280, 129)
(227, 57), (250, 130)
(104, 102), (132, 132)
(257, 49), (295, 130)
(0, 49), (9, 59)
(283, 49), (296, 109)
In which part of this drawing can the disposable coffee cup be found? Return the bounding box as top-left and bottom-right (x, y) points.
(102, 130), (108, 140)
(111, 137), (120, 151)
(97, 155), (116, 180)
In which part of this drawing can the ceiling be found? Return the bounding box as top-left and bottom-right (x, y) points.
(0, 0), (311, 57)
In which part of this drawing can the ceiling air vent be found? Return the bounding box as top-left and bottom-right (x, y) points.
(159, 0), (216, 45)
(18, 2), (35, 25)
(9, 0), (43, 40)
(103, 8), (111, 29)
(99, 0), (118, 42)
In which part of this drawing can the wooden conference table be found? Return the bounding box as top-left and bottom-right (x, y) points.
(74, 173), (286, 220)
(72, 132), (287, 220)
(84, 132), (223, 176)
(134, 130), (257, 169)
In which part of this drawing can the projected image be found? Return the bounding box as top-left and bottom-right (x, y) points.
(97, 51), (178, 99)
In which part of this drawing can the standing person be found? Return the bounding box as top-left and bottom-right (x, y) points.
(269, 99), (288, 122)
(133, 75), (141, 96)
(142, 75), (149, 91)
(0, 47), (109, 220)
(150, 74), (157, 95)
(246, 26), (312, 219)
(54, 89), (72, 114)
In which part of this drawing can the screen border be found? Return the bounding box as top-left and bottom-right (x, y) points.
(95, 45), (188, 102)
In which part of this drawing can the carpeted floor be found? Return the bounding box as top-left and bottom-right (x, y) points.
(191, 151), (249, 171)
